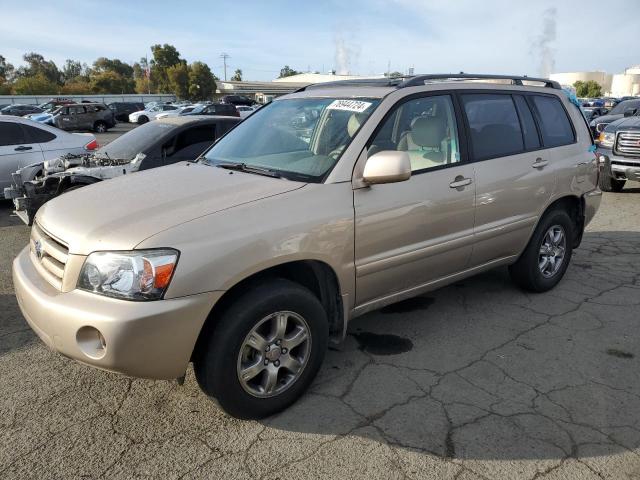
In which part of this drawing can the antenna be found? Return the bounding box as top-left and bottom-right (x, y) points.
(220, 53), (230, 81)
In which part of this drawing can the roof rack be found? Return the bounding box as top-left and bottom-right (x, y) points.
(399, 73), (561, 89)
(296, 73), (561, 92)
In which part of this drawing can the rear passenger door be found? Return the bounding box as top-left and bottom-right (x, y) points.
(461, 92), (560, 267)
(0, 122), (44, 189)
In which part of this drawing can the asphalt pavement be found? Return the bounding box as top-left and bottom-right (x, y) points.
(1, 173), (639, 478)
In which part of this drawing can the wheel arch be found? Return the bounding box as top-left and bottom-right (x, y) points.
(536, 194), (585, 249)
(191, 259), (344, 362)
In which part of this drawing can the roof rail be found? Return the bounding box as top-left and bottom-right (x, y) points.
(297, 77), (407, 91)
(399, 73), (561, 89)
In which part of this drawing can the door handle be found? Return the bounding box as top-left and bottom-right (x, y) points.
(532, 158), (548, 169)
(449, 176), (472, 189)
(14, 146), (32, 151)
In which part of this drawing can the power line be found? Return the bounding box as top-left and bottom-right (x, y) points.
(220, 52), (230, 81)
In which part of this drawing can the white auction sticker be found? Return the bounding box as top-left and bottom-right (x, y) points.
(326, 99), (372, 113)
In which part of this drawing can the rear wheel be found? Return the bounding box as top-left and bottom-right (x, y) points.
(194, 279), (328, 419)
(509, 209), (573, 292)
(137, 116), (149, 125)
(93, 121), (108, 133)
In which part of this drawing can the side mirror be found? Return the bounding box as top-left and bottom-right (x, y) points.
(623, 107), (637, 117)
(363, 150), (411, 185)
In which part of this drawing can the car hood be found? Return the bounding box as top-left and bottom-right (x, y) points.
(36, 162), (306, 255)
(606, 116), (640, 131)
(592, 113), (623, 126)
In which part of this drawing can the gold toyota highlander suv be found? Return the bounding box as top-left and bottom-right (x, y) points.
(13, 74), (602, 419)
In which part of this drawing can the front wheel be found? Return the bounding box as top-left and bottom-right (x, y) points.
(599, 167), (625, 192)
(137, 116), (149, 125)
(194, 279), (329, 419)
(509, 209), (574, 292)
(94, 121), (108, 133)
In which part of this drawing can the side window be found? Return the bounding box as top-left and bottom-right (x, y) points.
(70, 106), (85, 115)
(368, 95), (461, 172)
(0, 123), (28, 146)
(461, 94), (523, 160)
(167, 125), (216, 158)
(22, 124), (56, 143)
(531, 95), (575, 147)
(513, 95), (541, 150)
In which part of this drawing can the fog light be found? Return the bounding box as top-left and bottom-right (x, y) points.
(76, 326), (107, 359)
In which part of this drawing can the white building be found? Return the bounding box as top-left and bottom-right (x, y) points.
(550, 66), (640, 97)
(549, 71), (612, 93)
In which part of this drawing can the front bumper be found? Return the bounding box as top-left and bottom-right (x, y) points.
(597, 149), (640, 181)
(13, 246), (221, 379)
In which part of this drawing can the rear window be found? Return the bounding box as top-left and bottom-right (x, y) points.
(530, 95), (575, 147)
(462, 94), (524, 160)
(513, 95), (541, 150)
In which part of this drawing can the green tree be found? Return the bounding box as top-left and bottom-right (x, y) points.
(16, 52), (60, 84)
(385, 71), (403, 78)
(188, 61), (216, 101)
(150, 44), (184, 92)
(573, 80), (602, 98)
(92, 57), (134, 78)
(132, 58), (151, 94)
(61, 59), (85, 82)
(231, 68), (243, 81)
(167, 63), (190, 99)
(59, 77), (92, 95)
(0, 54), (14, 82)
(12, 73), (58, 94)
(90, 70), (135, 93)
(278, 65), (299, 78)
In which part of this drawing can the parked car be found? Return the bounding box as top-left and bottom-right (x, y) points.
(155, 105), (198, 120)
(51, 103), (116, 133)
(184, 103), (239, 117)
(108, 102), (145, 122)
(236, 105), (257, 118)
(1, 115), (97, 194)
(596, 113), (640, 192)
(24, 111), (56, 125)
(590, 98), (640, 137)
(220, 95), (257, 106)
(1, 104), (44, 116)
(129, 104), (180, 124)
(582, 106), (608, 121)
(5, 116), (239, 224)
(12, 74), (601, 419)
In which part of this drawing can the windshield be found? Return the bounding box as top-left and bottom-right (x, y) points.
(609, 99), (640, 115)
(96, 121), (175, 160)
(203, 97), (380, 182)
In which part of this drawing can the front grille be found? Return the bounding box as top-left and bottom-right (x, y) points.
(30, 222), (69, 290)
(615, 130), (640, 157)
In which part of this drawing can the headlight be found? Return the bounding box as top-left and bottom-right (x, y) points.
(597, 132), (615, 148)
(78, 249), (178, 301)
(595, 123), (608, 133)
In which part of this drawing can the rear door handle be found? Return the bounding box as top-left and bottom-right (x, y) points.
(449, 176), (472, 189)
(14, 146), (32, 151)
(532, 158), (548, 169)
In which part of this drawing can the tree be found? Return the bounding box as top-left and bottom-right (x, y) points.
(61, 59), (85, 82)
(133, 58), (151, 94)
(231, 68), (243, 81)
(278, 65), (299, 78)
(59, 77), (92, 94)
(90, 71), (135, 94)
(384, 71), (403, 78)
(188, 61), (216, 101)
(573, 80), (602, 98)
(12, 73), (58, 94)
(16, 52), (60, 84)
(0, 54), (14, 83)
(167, 63), (190, 99)
(150, 44), (184, 92)
(92, 57), (134, 78)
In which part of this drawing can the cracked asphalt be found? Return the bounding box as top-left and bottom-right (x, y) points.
(1, 184), (640, 480)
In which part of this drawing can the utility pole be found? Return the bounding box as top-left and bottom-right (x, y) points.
(220, 53), (230, 81)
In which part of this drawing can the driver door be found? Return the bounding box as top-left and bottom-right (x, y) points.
(353, 94), (476, 307)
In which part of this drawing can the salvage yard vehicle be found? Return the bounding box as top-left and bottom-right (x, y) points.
(129, 104), (179, 124)
(5, 116), (240, 225)
(184, 103), (240, 117)
(1, 104), (43, 116)
(596, 114), (640, 191)
(12, 74), (601, 419)
(52, 103), (116, 133)
(590, 98), (640, 137)
(108, 102), (145, 122)
(1, 115), (97, 191)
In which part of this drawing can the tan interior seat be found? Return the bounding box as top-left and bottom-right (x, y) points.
(398, 116), (448, 170)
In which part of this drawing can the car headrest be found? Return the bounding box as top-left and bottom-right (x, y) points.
(411, 116), (446, 147)
(348, 113), (366, 137)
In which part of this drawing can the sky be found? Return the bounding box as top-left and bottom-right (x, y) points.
(1, 0), (639, 81)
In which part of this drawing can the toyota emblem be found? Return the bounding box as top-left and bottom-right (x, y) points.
(34, 239), (44, 260)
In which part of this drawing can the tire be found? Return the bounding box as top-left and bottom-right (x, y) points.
(94, 121), (108, 133)
(194, 278), (329, 419)
(137, 116), (149, 125)
(509, 209), (574, 293)
(599, 171), (625, 192)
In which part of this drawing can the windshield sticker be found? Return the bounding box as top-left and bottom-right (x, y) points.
(326, 99), (373, 113)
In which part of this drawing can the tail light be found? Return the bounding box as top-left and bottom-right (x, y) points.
(84, 139), (98, 151)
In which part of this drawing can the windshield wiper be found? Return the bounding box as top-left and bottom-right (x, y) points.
(215, 162), (282, 178)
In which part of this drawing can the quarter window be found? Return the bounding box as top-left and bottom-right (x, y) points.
(22, 124), (56, 143)
(368, 95), (461, 172)
(531, 95), (575, 147)
(461, 94), (523, 160)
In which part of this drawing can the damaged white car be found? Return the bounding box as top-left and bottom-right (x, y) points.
(4, 116), (240, 225)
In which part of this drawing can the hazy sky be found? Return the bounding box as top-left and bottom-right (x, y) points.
(1, 0), (638, 81)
